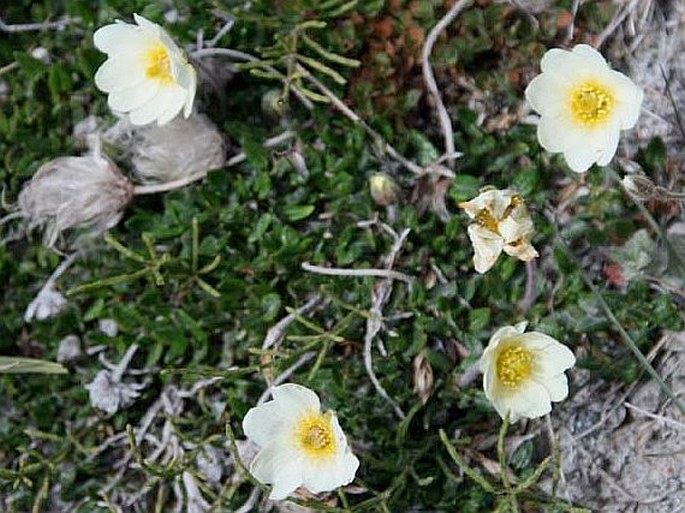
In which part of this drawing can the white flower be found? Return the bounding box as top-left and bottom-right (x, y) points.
(480, 322), (575, 423)
(525, 44), (643, 173)
(242, 383), (360, 500)
(458, 189), (538, 274)
(94, 13), (197, 126)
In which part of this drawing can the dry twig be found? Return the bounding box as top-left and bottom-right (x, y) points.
(421, 0), (472, 170)
(362, 227), (412, 420)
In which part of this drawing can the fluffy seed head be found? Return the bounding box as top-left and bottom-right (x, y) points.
(104, 113), (226, 184)
(17, 155), (133, 249)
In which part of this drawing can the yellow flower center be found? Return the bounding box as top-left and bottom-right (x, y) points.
(296, 412), (337, 458)
(145, 44), (173, 83)
(476, 209), (499, 233)
(496, 345), (534, 388)
(475, 194), (524, 234)
(570, 81), (614, 126)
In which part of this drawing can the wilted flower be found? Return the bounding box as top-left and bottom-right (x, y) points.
(94, 13), (197, 126)
(459, 189), (538, 274)
(525, 44), (643, 173)
(24, 282), (68, 322)
(85, 344), (146, 414)
(17, 155), (133, 249)
(242, 383), (359, 500)
(104, 113), (225, 183)
(86, 369), (145, 414)
(57, 335), (82, 363)
(480, 322), (575, 423)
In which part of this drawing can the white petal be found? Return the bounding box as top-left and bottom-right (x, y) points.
(129, 86), (184, 126)
(482, 365), (496, 398)
(537, 373), (569, 402)
(483, 325), (524, 357)
(155, 85), (188, 126)
(604, 70), (643, 129)
(562, 138), (603, 173)
(107, 81), (160, 112)
(303, 449), (359, 494)
(250, 442), (304, 500)
(242, 400), (292, 448)
(536, 115), (571, 153)
(459, 189), (514, 219)
(181, 64), (197, 117)
(525, 74), (567, 118)
(513, 321), (528, 333)
(272, 383), (321, 416)
(467, 224), (503, 274)
(498, 216), (532, 244)
(133, 13), (163, 37)
(506, 243), (538, 261)
(571, 44), (609, 69)
(505, 380), (552, 421)
(596, 123), (620, 166)
(539, 48), (573, 75)
(95, 57), (146, 92)
(93, 22), (148, 55)
(524, 335), (576, 375)
(540, 46), (608, 85)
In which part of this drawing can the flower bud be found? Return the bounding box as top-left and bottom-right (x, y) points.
(369, 173), (400, 206)
(412, 352), (434, 405)
(261, 88), (290, 120)
(18, 155), (133, 249)
(621, 174), (659, 201)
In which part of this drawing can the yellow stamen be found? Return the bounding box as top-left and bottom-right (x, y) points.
(145, 44), (173, 83)
(497, 345), (534, 388)
(570, 81), (614, 126)
(476, 209), (499, 233)
(501, 194), (523, 219)
(296, 412), (337, 458)
(476, 195), (525, 234)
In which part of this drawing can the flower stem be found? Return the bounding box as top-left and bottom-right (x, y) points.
(438, 429), (495, 493)
(608, 166), (685, 279)
(498, 414), (520, 513)
(557, 236), (685, 415)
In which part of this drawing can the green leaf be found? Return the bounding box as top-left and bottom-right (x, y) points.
(0, 357), (67, 374)
(468, 308), (491, 334)
(450, 175), (481, 203)
(283, 204), (315, 221)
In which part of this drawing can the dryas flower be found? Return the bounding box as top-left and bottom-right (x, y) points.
(525, 44), (643, 173)
(17, 155), (133, 249)
(458, 189), (538, 274)
(480, 322), (575, 423)
(94, 13), (197, 126)
(242, 383), (359, 500)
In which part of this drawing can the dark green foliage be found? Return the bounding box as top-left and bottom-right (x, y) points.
(0, 1), (682, 512)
